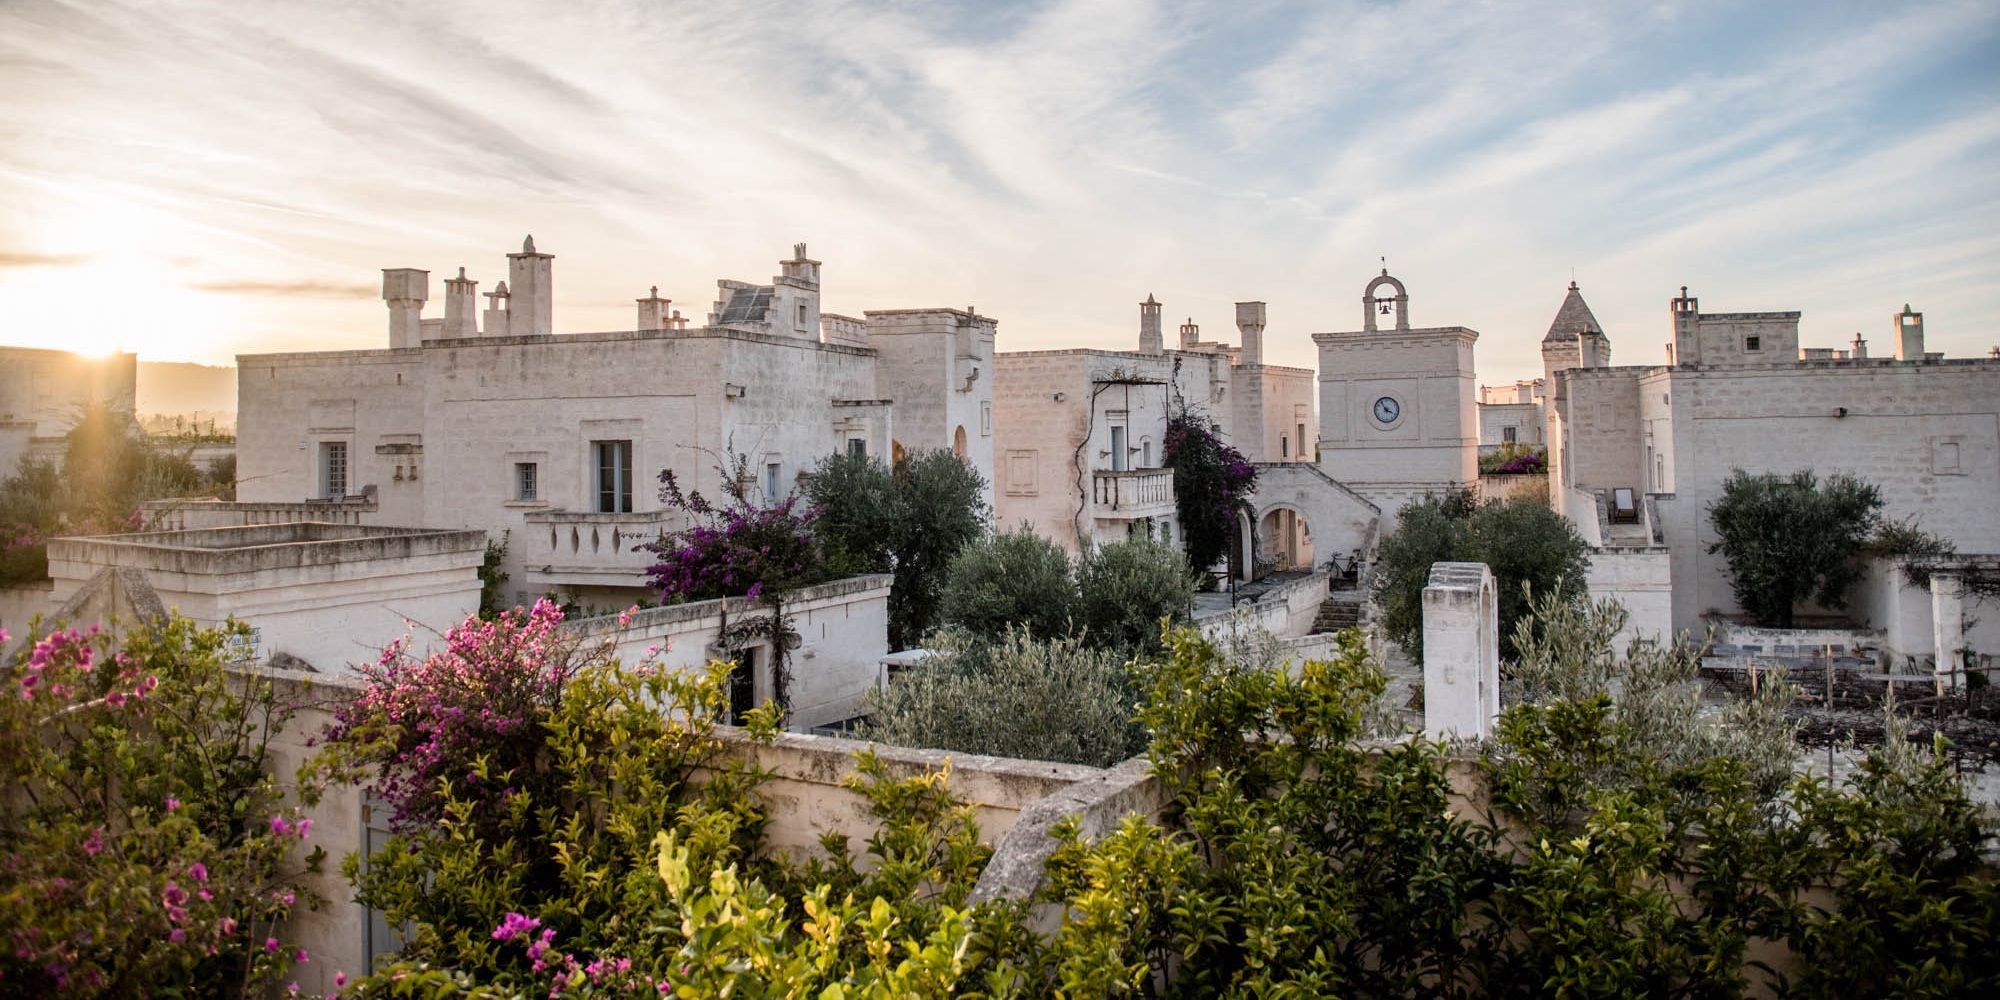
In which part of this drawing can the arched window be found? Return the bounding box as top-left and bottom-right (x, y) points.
(952, 426), (967, 461)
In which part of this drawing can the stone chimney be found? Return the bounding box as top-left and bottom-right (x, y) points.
(638, 286), (671, 331)
(382, 268), (429, 348)
(1894, 304), (1925, 361)
(779, 242), (820, 287)
(506, 235), (554, 338)
(1179, 318), (1199, 350)
(1851, 333), (1868, 359)
(1235, 301), (1266, 366)
(482, 281), (511, 338)
(443, 267), (479, 338)
(1139, 294), (1162, 355)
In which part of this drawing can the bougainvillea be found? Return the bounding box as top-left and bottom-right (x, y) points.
(316, 599), (585, 832)
(641, 469), (832, 604)
(0, 617), (316, 998)
(1162, 411), (1258, 577)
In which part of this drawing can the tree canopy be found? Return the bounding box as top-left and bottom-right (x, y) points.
(1372, 489), (1591, 663)
(806, 449), (990, 650)
(1707, 469), (1884, 628)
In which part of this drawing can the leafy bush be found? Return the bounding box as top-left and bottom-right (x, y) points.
(0, 617), (317, 998)
(1707, 468), (1883, 627)
(859, 629), (1147, 767)
(808, 449), (990, 650)
(1373, 488), (1591, 663)
(641, 469), (831, 604)
(1163, 411), (1257, 575)
(1478, 443), (1547, 475)
(938, 525), (1077, 641)
(1073, 537), (1196, 654)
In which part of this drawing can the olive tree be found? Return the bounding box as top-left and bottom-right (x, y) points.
(1706, 469), (1883, 628)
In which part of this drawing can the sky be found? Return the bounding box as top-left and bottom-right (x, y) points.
(0, 0), (1996, 384)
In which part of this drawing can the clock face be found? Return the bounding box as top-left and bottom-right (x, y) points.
(1372, 396), (1401, 425)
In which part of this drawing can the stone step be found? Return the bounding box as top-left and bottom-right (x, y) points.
(1312, 599), (1362, 634)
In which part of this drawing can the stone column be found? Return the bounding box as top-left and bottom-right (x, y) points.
(1931, 571), (1966, 690)
(1422, 561), (1499, 740)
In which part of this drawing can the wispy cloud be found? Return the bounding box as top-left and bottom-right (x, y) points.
(0, 250), (92, 268)
(0, 0), (1994, 373)
(193, 279), (378, 299)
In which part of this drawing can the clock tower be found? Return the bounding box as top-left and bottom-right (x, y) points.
(1313, 269), (1479, 513)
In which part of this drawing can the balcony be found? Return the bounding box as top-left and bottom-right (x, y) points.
(1092, 470), (1176, 520)
(521, 509), (682, 587)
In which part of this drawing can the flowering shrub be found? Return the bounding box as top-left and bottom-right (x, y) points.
(0, 616), (317, 997)
(1162, 412), (1257, 576)
(316, 600), (581, 832)
(641, 469), (832, 604)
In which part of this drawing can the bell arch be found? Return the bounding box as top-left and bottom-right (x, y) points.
(1362, 271), (1409, 332)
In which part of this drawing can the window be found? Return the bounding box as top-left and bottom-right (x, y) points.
(515, 462), (538, 501)
(796, 302), (808, 329)
(1110, 425), (1127, 471)
(847, 438), (866, 458)
(592, 440), (632, 513)
(725, 648), (757, 725)
(1297, 423), (1307, 461)
(765, 462), (781, 502)
(320, 442), (348, 499)
(1281, 435), (1289, 459)
(1744, 335), (1761, 352)
(1502, 425), (1517, 444)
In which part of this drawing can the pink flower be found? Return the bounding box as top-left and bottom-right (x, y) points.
(105, 691), (126, 708)
(295, 949), (309, 963)
(269, 816), (292, 837)
(169, 929), (186, 944)
(82, 828), (103, 857)
(219, 918), (237, 935)
(265, 937), (279, 954)
(297, 818), (313, 839)
(165, 798), (180, 812)
(334, 972), (348, 987)
(162, 882), (188, 908)
(188, 863), (207, 882)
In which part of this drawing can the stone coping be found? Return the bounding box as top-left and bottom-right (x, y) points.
(562, 574), (895, 637)
(49, 522), (486, 576)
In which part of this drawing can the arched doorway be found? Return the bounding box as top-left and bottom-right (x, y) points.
(1257, 506), (1315, 573)
(952, 426), (967, 461)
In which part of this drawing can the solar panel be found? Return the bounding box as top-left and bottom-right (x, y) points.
(717, 287), (772, 324)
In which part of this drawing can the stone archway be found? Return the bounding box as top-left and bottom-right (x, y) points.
(1258, 504), (1315, 572)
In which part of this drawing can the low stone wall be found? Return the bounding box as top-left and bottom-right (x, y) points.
(1587, 546), (1673, 648)
(0, 580), (53, 632)
(1193, 569), (1331, 639)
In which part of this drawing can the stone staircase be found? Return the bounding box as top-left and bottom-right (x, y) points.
(1312, 598), (1363, 634)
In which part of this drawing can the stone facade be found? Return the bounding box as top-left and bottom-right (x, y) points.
(45, 523), (485, 672)
(1551, 289), (2000, 633)
(990, 296), (1316, 558)
(1476, 378), (1545, 453)
(235, 237), (995, 608)
(1314, 271), (1479, 515)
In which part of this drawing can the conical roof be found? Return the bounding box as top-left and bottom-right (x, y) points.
(1542, 281), (1604, 344)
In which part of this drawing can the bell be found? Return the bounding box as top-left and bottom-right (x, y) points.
(1378, 301), (1392, 315)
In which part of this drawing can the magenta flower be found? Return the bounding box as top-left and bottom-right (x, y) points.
(269, 815), (293, 836)
(165, 798), (180, 812)
(188, 863), (208, 882)
(265, 937), (279, 953)
(82, 828), (103, 857)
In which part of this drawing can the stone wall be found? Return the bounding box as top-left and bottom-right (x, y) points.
(0, 580), (54, 632)
(1586, 547), (1674, 648)
(565, 574), (894, 733)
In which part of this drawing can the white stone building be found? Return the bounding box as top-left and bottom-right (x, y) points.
(991, 296), (1328, 573)
(1477, 378), (1546, 454)
(1314, 271), (1481, 516)
(234, 237), (995, 610)
(1548, 287), (2000, 654)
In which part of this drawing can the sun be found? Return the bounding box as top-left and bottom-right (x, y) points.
(0, 189), (239, 360)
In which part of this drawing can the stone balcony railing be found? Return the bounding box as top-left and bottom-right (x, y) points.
(520, 509), (682, 587)
(1092, 469), (1176, 520)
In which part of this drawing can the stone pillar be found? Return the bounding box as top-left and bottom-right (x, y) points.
(381, 268), (429, 349)
(442, 267), (478, 338)
(1235, 301), (1266, 366)
(1894, 305), (1925, 361)
(637, 286), (671, 331)
(1422, 561), (1499, 740)
(1931, 571), (1966, 690)
(506, 235), (554, 338)
(1139, 294), (1162, 355)
(482, 281), (511, 338)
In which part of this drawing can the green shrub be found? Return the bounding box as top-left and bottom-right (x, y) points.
(0, 616), (317, 997)
(859, 629), (1146, 767)
(938, 525), (1077, 641)
(1074, 537), (1195, 654)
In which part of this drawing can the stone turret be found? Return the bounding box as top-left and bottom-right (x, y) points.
(506, 235), (553, 338)
(443, 267), (479, 338)
(1139, 294), (1162, 355)
(1895, 304), (1925, 361)
(382, 268), (429, 348)
(1236, 301), (1266, 365)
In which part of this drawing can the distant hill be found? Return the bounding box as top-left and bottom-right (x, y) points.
(137, 361), (236, 422)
